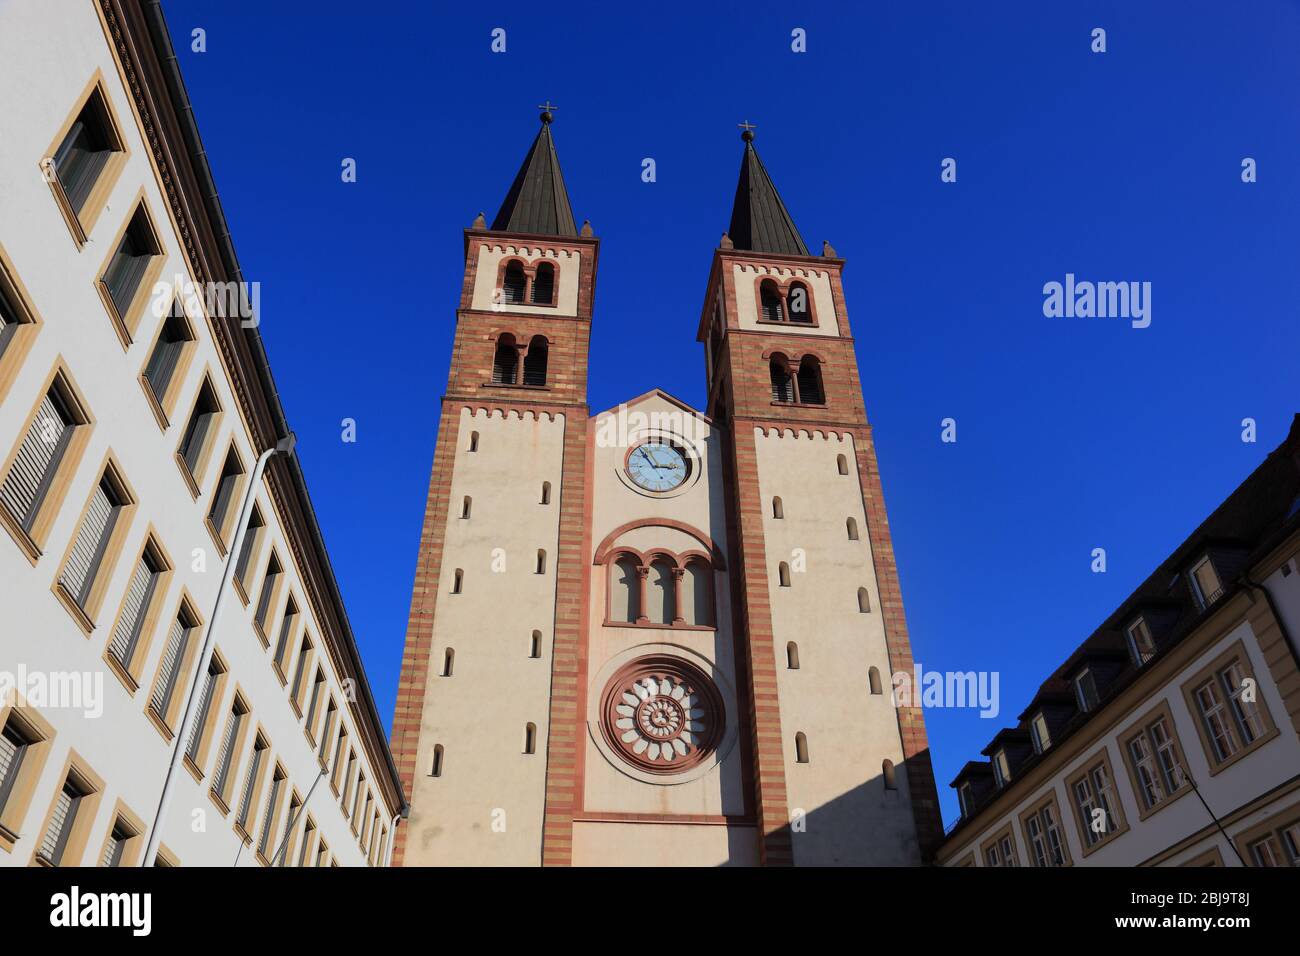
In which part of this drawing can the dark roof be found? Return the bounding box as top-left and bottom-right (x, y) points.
(491, 117), (578, 237)
(727, 136), (809, 256)
(945, 415), (1300, 837)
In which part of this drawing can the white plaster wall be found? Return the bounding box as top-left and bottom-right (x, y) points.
(732, 263), (838, 336)
(404, 407), (565, 865)
(755, 428), (920, 865)
(469, 243), (582, 315)
(572, 819), (757, 867)
(0, 0), (392, 868)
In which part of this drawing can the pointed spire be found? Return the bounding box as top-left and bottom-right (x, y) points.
(727, 124), (809, 257)
(490, 106), (578, 237)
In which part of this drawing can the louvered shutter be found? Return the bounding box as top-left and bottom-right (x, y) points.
(149, 617), (189, 717)
(38, 786), (76, 863)
(238, 746), (262, 825)
(101, 829), (124, 867)
(181, 410), (213, 473)
(108, 554), (156, 667)
(185, 666), (218, 759)
(1, 395), (69, 526)
(259, 776), (281, 854)
(59, 482), (115, 607)
(213, 710), (241, 794)
(0, 728), (23, 803)
(233, 521), (258, 583)
(103, 239), (150, 317)
(54, 122), (110, 214)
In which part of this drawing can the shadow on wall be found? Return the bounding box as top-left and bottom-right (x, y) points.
(718, 747), (929, 866)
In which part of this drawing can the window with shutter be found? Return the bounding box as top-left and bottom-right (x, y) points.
(796, 357), (824, 405)
(769, 357), (794, 402)
(52, 89), (119, 215)
(1, 392), (72, 529)
(290, 636), (311, 704)
(185, 661), (221, 762)
(149, 614), (192, 719)
(233, 506), (263, 586)
(143, 308), (193, 404)
(59, 479), (120, 609)
(207, 449), (244, 542)
(0, 279), (24, 361)
(101, 823), (129, 867)
(237, 740), (265, 828)
(254, 554), (282, 633)
(273, 597), (298, 668)
(759, 281), (784, 322)
(0, 725), (27, 812)
(522, 336), (548, 386)
(530, 262), (554, 304)
(213, 706), (244, 797)
(258, 772), (282, 855)
(179, 380), (220, 476)
(101, 209), (159, 319)
(501, 261), (526, 304)
(491, 334), (519, 384)
(108, 548), (160, 669)
(37, 782), (80, 865)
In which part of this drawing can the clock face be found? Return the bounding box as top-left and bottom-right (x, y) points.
(627, 441), (690, 493)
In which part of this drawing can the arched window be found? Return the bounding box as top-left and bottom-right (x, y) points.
(846, 517), (859, 540)
(452, 569), (463, 594)
(461, 496), (471, 519)
(760, 280), (784, 322)
(535, 549), (547, 574)
(772, 496), (784, 519)
(647, 557), (675, 625)
(795, 732), (809, 764)
(770, 355), (795, 402)
(858, 587), (871, 612)
(682, 558), (713, 626)
(524, 723), (537, 754)
(540, 481), (551, 505)
(788, 281), (812, 323)
(531, 261), (555, 304)
(778, 562), (791, 588)
(469, 431), (479, 452)
(441, 648), (454, 677)
(491, 333), (519, 385)
(612, 556), (640, 623)
(787, 642), (800, 670)
(883, 759), (897, 790)
(522, 335), (548, 386)
(869, 666), (882, 695)
(530, 630), (542, 658)
(501, 260), (526, 304)
(430, 745), (444, 777)
(797, 356), (824, 405)
(837, 454), (848, 475)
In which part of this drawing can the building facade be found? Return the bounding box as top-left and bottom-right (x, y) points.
(0, 0), (403, 866)
(392, 115), (943, 865)
(938, 419), (1300, 868)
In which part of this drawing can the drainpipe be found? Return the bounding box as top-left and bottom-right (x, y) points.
(384, 808), (405, 868)
(142, 433), (297, 867)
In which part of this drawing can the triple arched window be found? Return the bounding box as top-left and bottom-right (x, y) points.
(757, 278), (815, 325)
(491, 332), (549, 387)
(497, 257), (558, 307)
(606, 550), (714, 627)
(769, 353), (825, 405)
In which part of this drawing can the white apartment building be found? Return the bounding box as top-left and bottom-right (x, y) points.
(0, 0), (404, 866)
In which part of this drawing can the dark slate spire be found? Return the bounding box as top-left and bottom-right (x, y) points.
(490, 106), (578, 237)
(727, 124), (809, 256)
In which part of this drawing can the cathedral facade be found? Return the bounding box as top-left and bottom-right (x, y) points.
(391, 112), (942, 866)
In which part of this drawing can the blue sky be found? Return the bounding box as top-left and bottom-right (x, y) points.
(162, 0), (1300, 824)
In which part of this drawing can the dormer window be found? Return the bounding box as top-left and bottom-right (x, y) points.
(992, 749), (1011, 788)
(1126, 617), (1157, 666)
(1030, 712), (1051, 754)
(958, 781), (974, 817)
(1074, 668), (1099, 713)
(1189, 557), (1223, 610)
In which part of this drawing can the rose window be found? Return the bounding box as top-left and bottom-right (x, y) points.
(600, 657), (724, 774)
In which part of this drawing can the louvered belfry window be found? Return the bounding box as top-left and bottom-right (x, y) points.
(530, 262), (554, 304)
(796, 357), (825, 405)
(107, 548), (161, 669)
(522, 336), (548, 386)
(102, 208), (157, 318)
(501, 261), (526, 304)
(150, 613), (193, 719)
(760, 282), (784, 322)
(1, 391), (73, 530)
(58, 477), (121, 610)
(37, 780), (82, 865)
(52, 90), (117, 214)
(770, 357), (795, 402)
(491, 335), (519, 385)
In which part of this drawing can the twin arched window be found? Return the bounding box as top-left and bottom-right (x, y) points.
(608, 552), (713, 627)
(758, 278), (814, 325)
(499, 258), (557, 307)
(492, 333), (548, 387)
(769, 354), (825, 405)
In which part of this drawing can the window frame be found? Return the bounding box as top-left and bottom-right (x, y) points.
(1019, 791), (1072, 868)
(143, 590), (204, 740)
(980, 823), (1019, 867)
(1180, 639), (1277, 775)
(173, 371), (224, 497)
(1065, 748), (1129, 857)
(1117, 699), (1192, 821)
(93, 192), (166, 348)
(102, 528), (174, 693)
(0, 241), (44, 409)
(138, 296), (198, 429)
(182, 649), (230, 782)
(1126, 616), (1157, 666)
(29, 750), (104, 867)
(0, 699), (56, 854)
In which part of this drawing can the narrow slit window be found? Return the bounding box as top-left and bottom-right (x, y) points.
(883, 760), (897, 790)
(540, 481), (551, 505)
(468, 431), (479, 452)
(452, 569), (463, 594)
(857, 587), (871, 613)
(535, 549), (546, 574)
(772, 496), (783, 519)
(461, 495), (471, 519)
(795, 732), (809, 764)
(524, 723), (537, 755)
(778, 562), (791, 588)
(529, 630), (542, 658)
(847, 517), (859, 540)
(786, 642), (800, 670)
(441, 648), (454, 677)
(869, 666), (883, 695)
(837, 454), (848, 475)
(430, 745), (444, 777)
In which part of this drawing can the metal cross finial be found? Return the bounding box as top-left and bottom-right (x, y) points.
(737, 120), (756, 132)
(738, 119), (756, 142)
(538, 101), (558, 124)
(538, 101), (559, 113)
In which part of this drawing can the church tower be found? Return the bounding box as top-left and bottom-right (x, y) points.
(392, 115), (941, 866)
(697, 126), (943, 863)
(390, 108), (597, 866)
